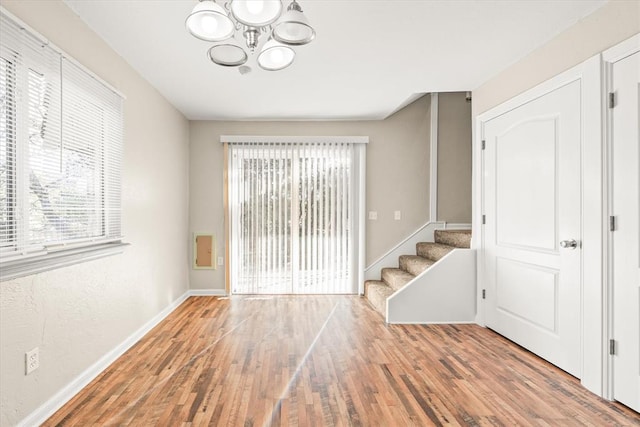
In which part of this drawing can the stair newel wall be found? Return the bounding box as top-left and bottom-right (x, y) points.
(364, 228), (475, 324)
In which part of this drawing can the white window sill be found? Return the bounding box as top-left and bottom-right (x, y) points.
(0, 242), (129, 282)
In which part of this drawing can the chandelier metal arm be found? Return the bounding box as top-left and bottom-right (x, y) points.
(287, 0), (302, 13)
(243, 26), (259, 51)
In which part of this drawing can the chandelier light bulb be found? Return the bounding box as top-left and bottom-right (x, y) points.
(246, 0), (265, 15)
(231, 0), (282, 27)
(270, 48), (284, 64)
(186, 0), (234, 42)
(258, 39), (295, 71)
(200, 15), (218, 34)
(273, 1), (315, 45)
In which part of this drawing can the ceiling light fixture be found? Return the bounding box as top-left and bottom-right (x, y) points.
(186, 0), (315, 71)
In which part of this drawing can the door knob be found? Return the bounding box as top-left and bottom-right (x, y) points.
(560, 239), (578, 249)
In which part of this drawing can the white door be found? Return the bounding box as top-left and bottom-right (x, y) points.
(483, 80), (582, 377)
(611, 50), (640, 412)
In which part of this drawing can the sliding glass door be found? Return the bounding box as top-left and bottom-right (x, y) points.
(228, 141), (360, 294)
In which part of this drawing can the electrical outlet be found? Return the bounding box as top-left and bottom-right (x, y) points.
(25, 347), (39, 375)
(368, 211), (377, 220)
(217, 256), (224, 266)
(394, 210), (401, 220)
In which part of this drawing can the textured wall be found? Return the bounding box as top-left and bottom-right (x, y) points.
(189, 96), (432, 291)
(473, 0), (640, 115)
(0, 1), (190, 425)
(437, 92), (472, 223)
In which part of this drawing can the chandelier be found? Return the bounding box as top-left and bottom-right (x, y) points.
(186, 0), (315, 71)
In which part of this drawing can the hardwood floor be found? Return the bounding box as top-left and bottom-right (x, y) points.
(46, 296), (639, 426)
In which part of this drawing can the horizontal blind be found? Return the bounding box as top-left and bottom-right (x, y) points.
(229, 141), (354, 294)
(61, 59), (123, 244)
(0, 11), (123, 262)
(0, 12), (62, 256)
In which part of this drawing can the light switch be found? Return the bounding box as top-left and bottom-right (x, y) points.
(394, 211), (401, 220)
(368, 211), (378, 220)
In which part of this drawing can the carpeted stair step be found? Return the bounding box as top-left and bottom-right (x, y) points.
(381, 268), (415, 291)
(399, 255), (434, 276)
(434, 229), (472, 248)
(364, 280), (394, 315)
(365, 230), (473, 320)
(416, 242), (455, 261)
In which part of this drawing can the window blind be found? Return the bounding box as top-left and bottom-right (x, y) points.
(0, 10), (123, 267)
(60, 59), (123, 245)
(0, 13), (62, 257)
(228, 141), (362, 295)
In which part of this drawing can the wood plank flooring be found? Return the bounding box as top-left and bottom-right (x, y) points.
(45, 296), (639, 426)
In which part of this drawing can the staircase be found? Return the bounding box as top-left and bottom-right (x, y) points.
(364, 229), (472, 317)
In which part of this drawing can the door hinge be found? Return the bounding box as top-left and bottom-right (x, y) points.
(609, 92), (616, 109)
(482, 214), (486, 225)
(481, 140), (486, 150)
(609, 216), (616, 231)
(482, 289), (486, 299)
(609, 339), (616, 355)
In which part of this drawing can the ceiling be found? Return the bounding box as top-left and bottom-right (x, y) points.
(63, 0), (606, 121)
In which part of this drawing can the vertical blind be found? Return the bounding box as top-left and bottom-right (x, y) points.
(0, 11), (123, 263)
(229, 141), (358, 294)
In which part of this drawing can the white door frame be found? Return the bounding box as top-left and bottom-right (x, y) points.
(603, 33), (640, 402)
(473, 54), (604, 396)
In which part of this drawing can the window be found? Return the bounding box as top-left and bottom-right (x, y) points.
(226, 137), (367, 295)
(0, 11), (124, 280)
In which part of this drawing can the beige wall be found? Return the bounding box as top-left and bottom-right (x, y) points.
(0, 2), (190, 425)
(474, 0), (640, 115)
(470, 0), (639, 397)
(437, 93), (472, 223)
(190, 96), (431, 290)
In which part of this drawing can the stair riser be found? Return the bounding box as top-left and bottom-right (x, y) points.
(416, 243), (453, 261)
(399, 256), (433, 276)
(366, 289), (387, 316)
(381, 269), (414, 291)
(434, 230), (471, 249)
(364, 281), (393, 316)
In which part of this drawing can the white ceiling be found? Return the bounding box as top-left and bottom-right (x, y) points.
(63, 0), (606, 121)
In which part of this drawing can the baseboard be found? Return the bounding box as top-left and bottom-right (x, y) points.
(17, 290), (191, 427)
(17, 288), (229, 426)
(189, 289), (227, 296)
(443, 223), (472, 230)
(387, 321), (478, 325)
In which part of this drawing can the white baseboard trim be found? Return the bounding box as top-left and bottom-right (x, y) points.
(17, 288), (230, 426)
(189, 289), (227, 296)
(388, 321), (477, 325)
(443, 223), (472, 230)
(17, 290), (192, 427)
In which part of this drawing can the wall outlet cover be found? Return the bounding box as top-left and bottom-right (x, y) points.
(25, 347), (39, 375)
